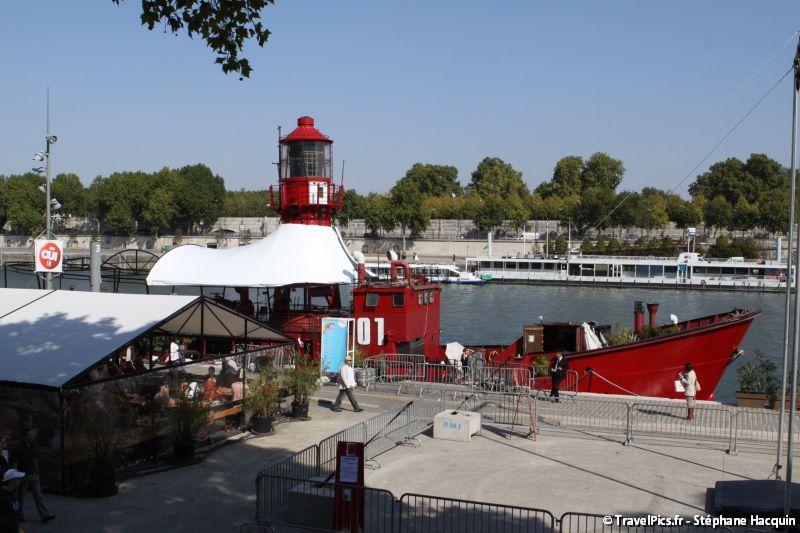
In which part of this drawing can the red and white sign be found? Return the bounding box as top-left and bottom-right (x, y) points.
(34, 240), (64, 273)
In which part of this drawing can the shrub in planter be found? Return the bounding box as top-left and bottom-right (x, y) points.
(736, 350), (778, 408)
(533, 355), (550, 377)
(247, 371), (280, 434)
(285, 354), (320, 421)
(170, 393), (210, 461)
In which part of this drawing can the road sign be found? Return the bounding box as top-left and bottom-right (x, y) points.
(34, 239), (64, 273)
(687, 227), (696, 237)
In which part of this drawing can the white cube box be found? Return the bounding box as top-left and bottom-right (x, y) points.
(433, 410), (481, 442)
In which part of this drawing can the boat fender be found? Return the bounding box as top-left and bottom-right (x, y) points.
(489, 350), (499, 362)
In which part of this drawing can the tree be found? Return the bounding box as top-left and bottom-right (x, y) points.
(469, 157), (528, 199)
(703, 195), (733, 236)
(5, 173), (45, 235)
(52, 173), (86, 218)
(577, 187), (615, 231)
(530, 194), (564, 221)
(689, 154), (787, 205)
(363, 194), (394, 236)
(0, 176), (7, 230)
(175, 164), (225, 233)
(223, 189), (274, 217)
(400, 164), (461, 197)
(390, 178), (430, 251)
(579, 236), (593, 254)
(581, 152), (624, 191)
(552, 234), (568, 255)
(731, 196), (759, 235)
(635, 193), (668, 234)
(759, 188), (790, 235)
(112, 0), (275, 78)
(142, 188), (177, 236)
(667, 199), (702, 230)
(336, 189), (366, 227)
(474, 194), (506, 232)
(550, 156), (584, 197)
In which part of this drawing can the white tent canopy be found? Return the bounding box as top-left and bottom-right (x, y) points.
(147, 223), (356, 287)
(0, 289), (287, 388)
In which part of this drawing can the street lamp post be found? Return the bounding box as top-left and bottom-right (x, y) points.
(35, 88), (58, 289)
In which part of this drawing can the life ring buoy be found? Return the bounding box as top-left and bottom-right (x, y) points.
(489, 350), (499, 362)
(700, 279), (707, 288)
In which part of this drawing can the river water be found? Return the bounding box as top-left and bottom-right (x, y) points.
(3, 269), (783, 404)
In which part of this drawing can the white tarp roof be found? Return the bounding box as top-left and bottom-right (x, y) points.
(0, 289), (287, 388)
(147, 223), (356, 287)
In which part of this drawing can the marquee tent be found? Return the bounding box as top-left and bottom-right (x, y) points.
(146, 223), (357, 287)
(0, 288), (287, 388)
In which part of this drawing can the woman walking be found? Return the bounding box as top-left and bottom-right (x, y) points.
(679, 363), (701, 420)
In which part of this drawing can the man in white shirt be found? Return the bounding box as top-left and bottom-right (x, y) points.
(332, 355), (364, 412)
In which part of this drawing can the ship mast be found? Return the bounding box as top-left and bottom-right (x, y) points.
(783, 35), (800, 514)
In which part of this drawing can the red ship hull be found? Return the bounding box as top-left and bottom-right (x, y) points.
(473, 309), (761, 401)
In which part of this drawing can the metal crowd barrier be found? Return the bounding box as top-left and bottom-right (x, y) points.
(558, 512), (730, 533)
(399, 493), (555, 533)
(256, 391), (446, 523)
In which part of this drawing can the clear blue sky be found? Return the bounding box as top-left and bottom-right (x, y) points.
(1, 1), (798, 196)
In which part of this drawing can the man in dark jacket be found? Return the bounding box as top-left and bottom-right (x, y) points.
(12, 429), (54, 524)
(550, 353), (568, 402)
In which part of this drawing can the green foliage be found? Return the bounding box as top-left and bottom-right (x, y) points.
(579, 236), (593, 254)
(337, 189), (367, 227)
(707, 235), (760, 259)
(0, 176), (7, 229)
(581, 152), (625, 191)
(113, 0), (275, 78)
(284, 354), (320, 405)
(390, 177), (430, 244)
(533, 355), (551, 377)
(175, 164), (225, 232)
(170, 392), (210, 447)
(469, 157), (529, 199)
(606, 326), (634, 345)
(52, 173), (87, 217)
(363, 193), (396, 236)
(247, 371), (280, 418)
(143, 187), (177, 237)
(401, 163), (461, 197)
(6, 173), (45, 235)
(474, 194), (506, 231)
(552, 234), (567, 255)
(223, 189), (275, 217)
(703, 195), (733, 233)
(736, 350), (778, 394)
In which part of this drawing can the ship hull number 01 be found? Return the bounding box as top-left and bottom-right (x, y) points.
(356, 317), (384, 346)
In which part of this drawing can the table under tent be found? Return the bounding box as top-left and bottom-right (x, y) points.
(0, 288), (291, 493)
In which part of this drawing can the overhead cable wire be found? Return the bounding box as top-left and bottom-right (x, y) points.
(588, 65), (793, 234)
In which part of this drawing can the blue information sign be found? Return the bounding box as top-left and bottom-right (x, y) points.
(321, 318), (350, 373)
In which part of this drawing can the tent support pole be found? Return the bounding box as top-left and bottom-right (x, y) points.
(200, 300), (206, 355)
(59, 392), (66, 494)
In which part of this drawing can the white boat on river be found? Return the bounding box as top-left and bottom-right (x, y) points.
(465, 252), (790, 292)
(366, 262), (486, 284)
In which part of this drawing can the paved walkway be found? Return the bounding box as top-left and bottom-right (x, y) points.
(366, 425), (774, 517)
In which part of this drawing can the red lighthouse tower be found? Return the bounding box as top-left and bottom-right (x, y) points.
(270, 116), (343, 226)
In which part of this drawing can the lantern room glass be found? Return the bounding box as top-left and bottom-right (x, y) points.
(282, 141), (332, 178)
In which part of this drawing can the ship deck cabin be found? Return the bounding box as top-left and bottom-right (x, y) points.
(517, 308), (751, 359)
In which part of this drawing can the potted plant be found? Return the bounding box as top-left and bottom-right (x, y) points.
(532, 354), (550, 377)
(285, 355), (320, 420)
(736, 350), (778, 408)
(170, 393), (210, 461)
(247, 371), (280, 434)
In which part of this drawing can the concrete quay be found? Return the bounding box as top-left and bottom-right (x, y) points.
(23, 386), (786, 532)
